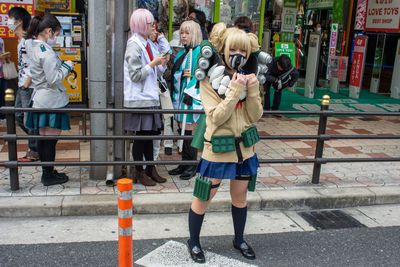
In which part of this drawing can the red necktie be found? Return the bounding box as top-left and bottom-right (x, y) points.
(146, 43), (153, 61)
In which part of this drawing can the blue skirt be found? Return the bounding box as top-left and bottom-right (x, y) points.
(196, 153), (259, 179)
(26, 110), (71, 130)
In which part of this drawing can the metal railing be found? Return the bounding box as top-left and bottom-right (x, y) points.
(1, 89), (400, 191)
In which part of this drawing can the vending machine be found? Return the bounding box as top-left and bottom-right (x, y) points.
(52, 12), (87, 107)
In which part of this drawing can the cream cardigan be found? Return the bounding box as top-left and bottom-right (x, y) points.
(200, 77), (263, 163)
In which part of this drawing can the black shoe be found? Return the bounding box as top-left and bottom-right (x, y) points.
(53, 170), (69, 179)
(168, 165), (186, 175)
(233, 240), (256, 260)
(187, 240), (205, 263)
(41, 172), (68, 186)
(180, 165), (196, 180)
(164, 147), (172, 155)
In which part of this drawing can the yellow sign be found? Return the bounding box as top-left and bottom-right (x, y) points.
(36, 0), (72, 12)
(55, 47), (81, 61)
(63, 63), (82, 102)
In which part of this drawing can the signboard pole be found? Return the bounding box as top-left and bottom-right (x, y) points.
(304, 33), (321, 99)
(349, 36), (368, 99)
(390, 39), (400, 99)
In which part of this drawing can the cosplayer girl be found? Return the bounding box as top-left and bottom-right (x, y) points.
(25, 14), (75, 186)
(124, 8), (168, 186)
(168, 20), (203, 180)
(187, 24), (263, 263)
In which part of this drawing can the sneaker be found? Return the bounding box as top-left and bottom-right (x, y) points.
(18, 150), (40, 161)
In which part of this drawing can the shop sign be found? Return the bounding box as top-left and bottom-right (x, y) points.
(283, 0), (297, 8)
(36, 0), (72, 13)
(281, 8), (297, 32)
(365, 0), (400, 32)
(349, 36), (368, 87)
(326, 24), (338, 79)
(0, 0), (34, 39)
(307, 0), (334, 9)
(329, 56), (348, 82)
(355, 0), (367, 30)
(275, 42), (296, 67)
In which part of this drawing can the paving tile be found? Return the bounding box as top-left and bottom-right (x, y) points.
(334, 146), (362, 154)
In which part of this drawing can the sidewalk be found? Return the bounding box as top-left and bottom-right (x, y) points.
(0, 114), (399, 217)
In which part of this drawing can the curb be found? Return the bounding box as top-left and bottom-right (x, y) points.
(0, 186), (400, 217)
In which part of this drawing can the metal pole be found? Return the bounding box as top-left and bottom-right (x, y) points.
(312, 95), (330, 184)
(4, 89), (19, 191)
(88, 0), (108, 180)
(113, 0), (129, 179)
(258, 0), (266, 46)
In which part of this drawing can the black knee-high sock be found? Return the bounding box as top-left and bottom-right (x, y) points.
(188, 208), (205, 248)
(39, 140), (54, 174)
(144, 139), (154, 163)
(132, 140), (145, 172)
(232, 205), (247, 245)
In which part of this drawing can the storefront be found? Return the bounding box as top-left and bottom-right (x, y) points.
(350, 0), (400, 96)
(0, 0), (87, 106)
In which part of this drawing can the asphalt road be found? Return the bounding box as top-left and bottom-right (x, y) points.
(1, 226), (400, 267)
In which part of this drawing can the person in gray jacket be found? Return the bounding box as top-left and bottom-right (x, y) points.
(25, 14), (76, 186)
(124, 8), (169, 186)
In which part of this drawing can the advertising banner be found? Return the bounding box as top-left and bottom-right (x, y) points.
(355, 0), (367, 30)
(281, 8), (297, 32)
(349, 36), (368, 87)
(36, 0), (73, 13)
(307, 0), (334, 9)
(326, 23), (339, 79)
(365, 0), (400, 32)
(63, 63), (82, 103)
(275, 42), (296, 67)
(0, 0), (34, 39)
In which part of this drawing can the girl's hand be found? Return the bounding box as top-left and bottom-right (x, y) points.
(232, 72), (247, 86)
(183, 69), (191, 77)
(150, 55), (166, 67)
(65, 60), (76, 69)
(161, 54), (170, 67)
(246, 73), (259, 86)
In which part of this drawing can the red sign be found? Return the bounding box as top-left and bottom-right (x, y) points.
(0, 1), (34, 39)
(355, 0), (367, 30)
(365, 0), (400, 32)
(350, 37), (367, 87)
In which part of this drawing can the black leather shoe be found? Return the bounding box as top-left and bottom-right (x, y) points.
(187, 240), (205, 263)
(233, 240), (256, 260)
(168, 165), (186, 175)
(180, 165), (196, 180)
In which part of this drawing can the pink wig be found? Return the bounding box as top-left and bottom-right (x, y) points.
(130, 8), (154, 35)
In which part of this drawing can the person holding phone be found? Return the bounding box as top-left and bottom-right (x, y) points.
(24, 14), (76, 186)
(124, 9), (169, 186)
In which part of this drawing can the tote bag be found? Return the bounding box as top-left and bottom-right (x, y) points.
(2, 61), (18, 80)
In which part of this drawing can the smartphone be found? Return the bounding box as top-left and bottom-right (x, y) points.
(0, 52), (11, 57)
(162, 49), (171, 56)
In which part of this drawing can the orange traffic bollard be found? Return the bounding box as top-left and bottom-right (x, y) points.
(118, 178), (133, 267)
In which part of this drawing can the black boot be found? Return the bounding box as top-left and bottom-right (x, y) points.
(168, 165), (187, 175)
(39, 140), (68, 186)
(180, 132), (197, 180)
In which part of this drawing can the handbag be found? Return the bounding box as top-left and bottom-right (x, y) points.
(2, 61), (18, 80)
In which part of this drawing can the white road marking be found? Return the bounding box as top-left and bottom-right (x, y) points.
(134, 240), (258, 267)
